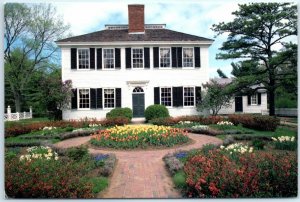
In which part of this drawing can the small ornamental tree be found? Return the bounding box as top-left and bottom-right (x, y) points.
(197, 79), (232, 116)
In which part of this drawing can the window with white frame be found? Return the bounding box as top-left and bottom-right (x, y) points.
(159, 48), (171, 68)
(184, 87), (195, 106)
(251, 94), (257, 105)
(183, 48), (194, 67)
(160, 87), (172, 106)
(132, 48), (144, 68)
(104, 89), (115, 108)
(78, 89), (90, 109)
(78, 49), (89, 69)
(103, 49), (114, 69)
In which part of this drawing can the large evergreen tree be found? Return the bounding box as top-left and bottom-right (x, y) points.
(212, 2), (297, 116)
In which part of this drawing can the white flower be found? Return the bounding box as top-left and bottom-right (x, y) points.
(220, 145), (225, 149)
(55, 156), (58, 160)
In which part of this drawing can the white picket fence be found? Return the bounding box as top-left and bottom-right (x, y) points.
(4, 106), (32, 121)
(261, 108), (298, 117)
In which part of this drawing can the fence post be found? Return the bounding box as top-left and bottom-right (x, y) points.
(30, 106), (32, 118)
(24, 111), (26, 119)
(7, 106), (11, 121)
(16, 112), (20, 121)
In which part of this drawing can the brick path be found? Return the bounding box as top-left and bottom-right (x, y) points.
(54, 133), (222, 198)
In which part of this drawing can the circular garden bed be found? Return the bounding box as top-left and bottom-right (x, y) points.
(90, 125), (190, 149)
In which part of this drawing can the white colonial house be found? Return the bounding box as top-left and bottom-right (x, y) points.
(56, 4), (267, 120)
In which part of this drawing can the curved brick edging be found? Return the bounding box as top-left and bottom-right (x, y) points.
(54, 133), (222, 198)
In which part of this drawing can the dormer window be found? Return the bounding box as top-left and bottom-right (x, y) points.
(78, 49), (90, 69)
(160, 48), (171, 68)
(103, 48), (115, 69)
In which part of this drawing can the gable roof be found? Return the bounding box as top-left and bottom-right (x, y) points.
(56, 28), (213, 43)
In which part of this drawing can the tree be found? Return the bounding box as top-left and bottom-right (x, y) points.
(217, 69), (228, 78)
(197, 80), (232, 116)
(4, 3), (70, 112)
(212, 2), (297, 116)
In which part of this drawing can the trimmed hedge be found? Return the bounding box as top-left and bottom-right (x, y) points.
(106, 107), (133, 120)
(150, 116), (224, 126)
(144, 104), (170, 121)
(228, 114), (280, 131)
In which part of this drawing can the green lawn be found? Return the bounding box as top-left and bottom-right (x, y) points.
(5, 117), (50, 128)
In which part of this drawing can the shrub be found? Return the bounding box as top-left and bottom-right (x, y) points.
(173, 171), (187, 189)
(60, 130), (95, 140)
(144, 104), (169, 121)
(184, 150), (297, 198)
(106, 107), (133, 120)
(100, 117), (129, 127)
(252, 139), (265, 150)
(163, 155), (184, 175)
(5, 158), (94, 198)
(66, 146), (89, 161)
(81, 177), (108, 194)
(228, 114), (280, 131)
(149, 117), (177, 126)
(223, 135), (235, 146)
(96, 153), (116, 177)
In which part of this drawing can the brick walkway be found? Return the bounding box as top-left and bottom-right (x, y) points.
(54, 133), (222, 198)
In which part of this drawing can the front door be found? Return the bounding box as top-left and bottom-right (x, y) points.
(235, 96), (243, 112)
(132, 94), (145, 117)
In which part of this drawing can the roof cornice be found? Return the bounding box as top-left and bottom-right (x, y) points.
(56, 40), (214, 47)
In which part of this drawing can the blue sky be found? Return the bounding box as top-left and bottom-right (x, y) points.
(53, 0), (241, 77)
(52, 0), (296, 77)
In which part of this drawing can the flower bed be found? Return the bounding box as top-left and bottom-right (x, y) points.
(90, 125), (189, 149)
(184, 149), (297, 198)
(272, 136), (297, 151)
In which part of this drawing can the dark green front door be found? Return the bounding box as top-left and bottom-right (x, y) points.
(132, 94), (145, 117)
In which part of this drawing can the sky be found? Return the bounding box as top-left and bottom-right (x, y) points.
(53, 0), (241, 78)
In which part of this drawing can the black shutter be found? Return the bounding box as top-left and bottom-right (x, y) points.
(173, 87), (183, 107)
(96, 88), (103, 109)
(115, 48), (121, 69)
(71, 88), (77, 109)
(194, 47), (201, 68)
(126, 48), (131, 69)
(258, 93), (261, 105)
(154, 87), (160, 104)
(90, 88), (96, 108)
(116, 88), (121, 107)
(71, 48), (77, 70)
(144, 48), (150, 68)
(153, 47), (159, 68)
(97, 48), (102, 69)
(177, 47), (182, 68)
(90, 48), (95, 69)
(171, 47), (177, 68)
(248, 95), (251, 105)
(195, 86), (202, 105)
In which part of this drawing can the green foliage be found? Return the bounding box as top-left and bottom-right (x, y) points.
(144, 104), (170, 121)
(81, 177), (109, 194)
(4, 3), (71, 114)
(273, 140), (297, 151)
(197, 79), (232, 116)
(252, 139), (265, 150)
(173, 171), (187, 189)
(184, 150), (297, 197)
(212, 2), (297, 116)
(106, 107), (133, 120)
(217, 69), (228, 78)
(228, 114), (280, 131)
(66, 146), (89, 161)
(5, 158), (94, 198)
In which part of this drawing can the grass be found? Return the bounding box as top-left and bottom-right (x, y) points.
(82, 177), (109, 194)
(5, 117), (50, 128)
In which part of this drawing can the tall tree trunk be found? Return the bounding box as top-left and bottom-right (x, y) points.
(269, 88), (275, 116)
(14, 91), (21, 112)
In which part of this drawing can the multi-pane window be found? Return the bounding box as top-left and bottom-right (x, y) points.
(160, 48), (171, 68)
(78, 49), (89, 69)
(132, 48), (144, 68)
(251, 94), (257, 105)
(78, 89), (90, 109)
(183, 48), (194, 67)
(104, 89), (115, 108)
(184, 87), (195, 106)
(160, 87), (172, 107)
(103, 49), (114, 69)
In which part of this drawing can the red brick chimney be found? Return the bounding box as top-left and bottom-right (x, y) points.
(128, 4), (144, 33)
